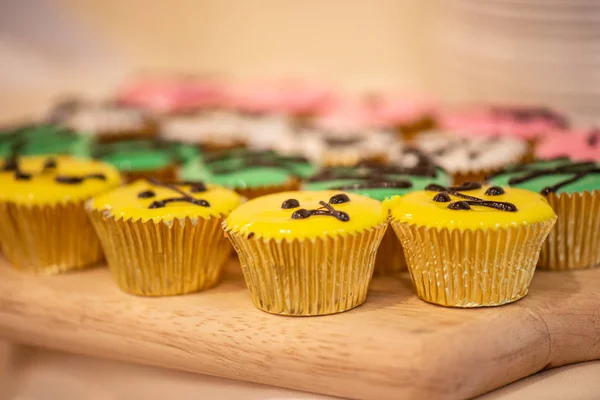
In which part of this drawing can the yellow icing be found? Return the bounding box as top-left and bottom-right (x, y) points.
(384, 186), (556, 230)
(89, 180), (242, 222)
(0, 155), (121, 205)
(224, 190), (386, 240)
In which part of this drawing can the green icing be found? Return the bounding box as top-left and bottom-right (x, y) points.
(101, 149), (173, 171)
(0, 124), (91, 157)
(489, 159), (600, 195)
(181, 149), (313, 189)
(304, 166), (451, 201)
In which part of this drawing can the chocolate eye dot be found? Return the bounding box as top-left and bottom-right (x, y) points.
(189, 182), (207, 193)
(138, 190), (156, 199)
(448, 201), (471, 210)
(329, 193), (350, 204)
(281, 198), (300, 209)
(291, 208), (311, 219)
(485, 186), (505, 196)
(43, 158), (57, 169)
(15, 172), (32, 181)
(433, 192), (451, 202)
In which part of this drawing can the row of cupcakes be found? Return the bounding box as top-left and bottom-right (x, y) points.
(0, 152), (597, 315)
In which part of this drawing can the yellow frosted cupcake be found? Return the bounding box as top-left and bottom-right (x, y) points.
(87, 179), (241, 296)
(223, 190), (387, 316)
(0, 155), (121, 274)
(385, 182), (557, 307)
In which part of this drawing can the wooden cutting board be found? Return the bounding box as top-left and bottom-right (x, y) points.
(0, 258), (599, 400)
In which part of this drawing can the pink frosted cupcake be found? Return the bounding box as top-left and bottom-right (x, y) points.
(536, 128), (600, 161)
(367, 93), (438, 140)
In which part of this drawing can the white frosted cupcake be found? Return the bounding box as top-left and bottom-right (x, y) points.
(414, 130), (528, 184)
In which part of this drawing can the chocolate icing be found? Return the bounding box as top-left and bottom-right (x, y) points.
(491, 106), (569, 129)
(587, 129), (599, 147)
(426, 183), (517, 212)
(205, 149), (308, 176)
(138, 190), (156, 198)
(329, 193), (350, 204)
(290, 200), (350, 221)
(55, 173), (106, 184)
(145, 179), (210, 209)
(334, 180), (413, 190)
(281, 198), (300, 209)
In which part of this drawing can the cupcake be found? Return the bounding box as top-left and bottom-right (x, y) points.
(179, 149), (313, 199)
(92, 139), (199, 183)
(0, 155), (121, 274)
(414, 130), (528, 184)
(536, 128), (600, 162)
(0, 124), (91, 158)
(488, 158), (600, 270)
(386, 182), (556, 307)
(223, 190), (387, 316)
(305, 152), (450, 274)
(87, 179), (241, 296)
(368, 93), (438, 140)
(160, 109), (248, 152)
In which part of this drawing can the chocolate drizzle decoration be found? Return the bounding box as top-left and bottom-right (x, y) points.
(55, 173), (106, 184)
(145, 179), (210, 209)
(426, 183), (517, 212)
(204, 149), (308, 177)
(587, 129), (600, 147)
(138, 190), (156, 198)
(290, 199), (350, 222)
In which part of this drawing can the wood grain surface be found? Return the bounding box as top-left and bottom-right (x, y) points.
(0, 258), (599, 400)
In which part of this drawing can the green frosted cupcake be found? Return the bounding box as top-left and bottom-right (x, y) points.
(0, 124), (91, 158)
(93, 139), (200, 183)
(488, 158), (600, 270)
(304, 156), (451, 274)
(180, 149), (315, 199)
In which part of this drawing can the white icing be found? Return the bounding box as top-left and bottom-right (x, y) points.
(415, 130), (528, 173)
(245, 115), (295, 151)
(160, 110), (247, 145)
(64, 106), (147, 136)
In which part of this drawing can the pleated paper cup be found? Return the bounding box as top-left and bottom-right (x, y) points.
(87, 208), (231, 296)
(374, 227), (407, 275)
(390, 218), (556, 307)
(0, 202), (103, 274)
(225, 223), (387, 316)
(538, 191), (600, 270)
(234, 177), (300, 200)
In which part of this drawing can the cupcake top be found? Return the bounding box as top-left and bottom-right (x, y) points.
(160, 110), (247, 146)
(224, 190), (386, 240)
(92, 140), (198, 173)
(56, 102), (152, 136)
(385, 182), (556, 230)
(535, 128), (600, 161)
(89, 179), (241, 223)
(180, 149), (315, 188)
(415, 131), (528, 174)
(0, 124), (90, 158)
(0, 155), (121, 205)
(440, 106), (568, 141)
(488, 158), (600, 195)
(304, 155), (449, 201)
(368, 93), (437, 127)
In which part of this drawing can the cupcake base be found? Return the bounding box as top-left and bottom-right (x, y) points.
(391, 219), (555, 307)
(87, 210), (231, 296)
(397, 117), (436, 142)
(374, 227), (407, 274)
(0, 202), (103, 274)
(226, 224), (387, 316)
(96, 121), (158, 144)
(538, 191), (600, 270)
(234, 178), (300, 200)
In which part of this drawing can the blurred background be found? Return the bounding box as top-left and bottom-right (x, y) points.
(1, 0), (599, 122)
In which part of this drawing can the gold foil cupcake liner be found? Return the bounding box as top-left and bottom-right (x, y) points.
(374, 227), (407, 274)
(396, 117), (435, 142)
(539, 191), (600, 270)
(87, 209), (230, 296)
(391, 219), (556, 307)
(235, 177), (300, 200)
(226, 223), (387, 316)
(0, 202), (103, 274)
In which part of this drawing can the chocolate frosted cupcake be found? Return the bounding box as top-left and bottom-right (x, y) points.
(52, 100), (157, 143)
(224, 190), (387, 315)
(415, 130), (528, 184)
(180, 149), (315, 199)
(0, 155), (121, 274)
(92, 139), (199, 183)
(489, 158), (600, 270)
(87, 180), (241, 295)
(0, 124), (91, 158)
(386, 182), (556, 307)
(305, 151), (450, 274)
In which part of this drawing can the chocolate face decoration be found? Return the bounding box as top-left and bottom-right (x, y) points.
(204, 149), (309, 176)
(426, 182), (518, 212)
(142, 179), (210, 209)
(2, 156), (107, 184)
(491, 106), (569, 128)
(587, 129), (600, 147)
(280, 193), (351, 221)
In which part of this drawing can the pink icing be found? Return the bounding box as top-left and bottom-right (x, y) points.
(536, 129), (600, 161)
(117, 77), (224, 114)
(367, 93), (437, 127)
(225, 81), (334, 115)
(440, 105), (568, 141)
